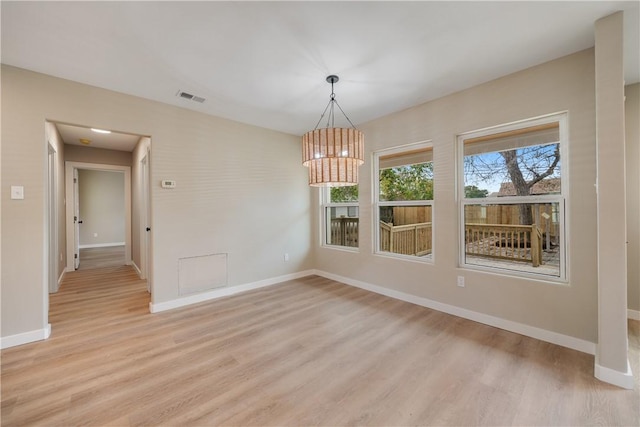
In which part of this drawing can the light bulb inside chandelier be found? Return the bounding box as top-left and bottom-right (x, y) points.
(302, 75), (364, 187)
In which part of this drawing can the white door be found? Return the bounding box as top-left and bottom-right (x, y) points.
(73, 168), (82, 270)
(140, 154), (151, 290)
(48, 144), (58, 292)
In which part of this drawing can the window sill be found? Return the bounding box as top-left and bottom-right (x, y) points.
(321, 245), (359, 254)
(373, 251), (434, 265)
(458, 263), (569, 286)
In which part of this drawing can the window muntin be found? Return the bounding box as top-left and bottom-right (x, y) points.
(322, 186), (359, 249)
(459, 114), (566, 280)
(374, 143), (433, 260)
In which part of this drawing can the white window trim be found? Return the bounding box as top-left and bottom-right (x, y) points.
(373, 140), (434, 262)
(456, 112), (569, 283)
(320, 188), (359, 252)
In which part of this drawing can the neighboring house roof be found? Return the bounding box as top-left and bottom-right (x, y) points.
(491, 178), (561, 197)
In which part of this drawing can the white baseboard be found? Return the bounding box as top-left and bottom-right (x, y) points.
(50, 268), (67, 293)
(130, 261), (142, 277)
(595, 356), (634, 389)
(628, 309), (640, 321)
(312, 270), (596, 355)
(149, 270), (315, 313)
(1, 324), (51, 349)
(79, 242), (125, 249)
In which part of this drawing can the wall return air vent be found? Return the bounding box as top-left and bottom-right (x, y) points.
(176, 90), (206, 103)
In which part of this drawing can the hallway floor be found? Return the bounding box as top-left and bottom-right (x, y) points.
(78, 245), (125, 270)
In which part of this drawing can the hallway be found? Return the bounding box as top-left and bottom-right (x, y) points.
(78, 246), (126, 270)
(1, 265), (149, 424)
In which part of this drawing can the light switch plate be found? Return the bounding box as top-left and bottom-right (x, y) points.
(11, 186), (24, 200)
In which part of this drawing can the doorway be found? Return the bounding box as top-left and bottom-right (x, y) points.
(65, 162), (132, 271)
(47, 120), (153, 332)
(78, 168), (127, 270)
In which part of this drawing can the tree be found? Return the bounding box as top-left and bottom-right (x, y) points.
(464, 185), (489, 198)
(501, 145), (559, 224)
(330, 185), (358, 202)
(379, 163), (433, 201)
(331, 163), (434, 203)
(465, 143), (560, 224)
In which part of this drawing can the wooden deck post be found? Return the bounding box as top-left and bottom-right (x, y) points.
(531, 225), (541, 267)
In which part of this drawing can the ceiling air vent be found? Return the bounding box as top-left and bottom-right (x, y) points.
(176, 90), (206, 103)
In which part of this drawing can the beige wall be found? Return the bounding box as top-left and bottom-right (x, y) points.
(1, 51), (631, 353)
(315, 49), (600, 343)
(78, 169), (125, 247)
(65, 144), (132, 166)
(594, 11), (628, 379)
(626, 83), (640, 313)
(1, 65), (313, 338)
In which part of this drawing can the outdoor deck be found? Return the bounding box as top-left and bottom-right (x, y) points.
(331, 218), (559, 275)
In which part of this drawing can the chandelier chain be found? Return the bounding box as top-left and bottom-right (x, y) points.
(311, 76), (357, 131)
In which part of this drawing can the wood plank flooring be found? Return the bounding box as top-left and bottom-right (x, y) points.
(78, 246), (126, 270)
(1, 267), (639, 426)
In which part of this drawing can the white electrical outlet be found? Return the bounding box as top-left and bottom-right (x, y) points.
(457, 276), (465, 287)
(284, 253), (289, 262)
(93, 233), (98, 237)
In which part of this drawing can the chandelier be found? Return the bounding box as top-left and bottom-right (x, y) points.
(302, 75), (364, 187)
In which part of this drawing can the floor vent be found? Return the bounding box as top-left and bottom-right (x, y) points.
(176, 90), (206, 103)
(178, 253), (227, 295)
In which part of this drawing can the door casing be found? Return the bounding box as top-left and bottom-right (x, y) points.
(65, 161), (132, 271)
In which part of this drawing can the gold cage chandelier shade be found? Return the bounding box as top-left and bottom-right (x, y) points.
(302, 75), (364, 187)
(302, 127), (364, 187)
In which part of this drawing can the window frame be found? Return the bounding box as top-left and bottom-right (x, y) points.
(457, 112), (569, 282)
(373, 140), (434, 262)
(320, 187), (360, 251)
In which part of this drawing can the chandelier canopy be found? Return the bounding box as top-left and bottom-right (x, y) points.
(302, 75), (364, 187)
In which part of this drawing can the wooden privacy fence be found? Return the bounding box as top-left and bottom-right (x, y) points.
(392, 206), (432, 226)
(330, 217), (359, 247)
(464, 204), (558, 242)
(465, 223), (543, 267)
(380, 221), (432, 256)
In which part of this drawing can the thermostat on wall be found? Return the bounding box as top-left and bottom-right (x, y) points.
(161, 180), (177, 189)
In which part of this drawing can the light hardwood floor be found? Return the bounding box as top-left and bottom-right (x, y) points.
(1, 267), (638, 426)
(78, 245), (126, 270)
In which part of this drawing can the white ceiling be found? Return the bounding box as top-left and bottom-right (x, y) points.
(2, 1), (639, 137)
(55, 123), (142, 152)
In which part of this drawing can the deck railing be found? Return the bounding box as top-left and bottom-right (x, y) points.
(465, 223), (542, 267)
(380, 221), (432, 256)
(330, 217), (359, 247)
(332, 219), (542, 265)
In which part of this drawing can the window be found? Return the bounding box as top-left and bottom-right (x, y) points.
(322, 186), (359, 249)
(374, 142), (433, 259)
(459, 113), (566, 279)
